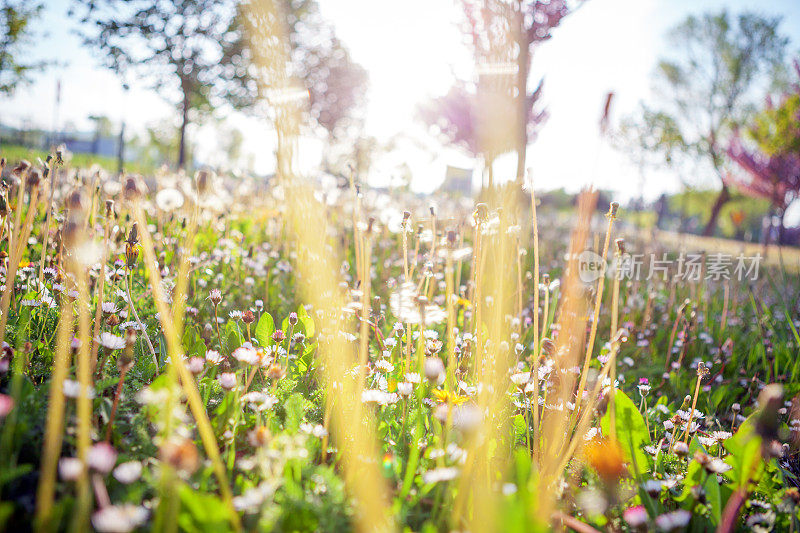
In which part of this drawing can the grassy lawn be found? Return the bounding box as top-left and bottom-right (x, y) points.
(0, 143), (157, 175)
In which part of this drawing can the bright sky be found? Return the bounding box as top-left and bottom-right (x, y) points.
(2, 0), (800, 199)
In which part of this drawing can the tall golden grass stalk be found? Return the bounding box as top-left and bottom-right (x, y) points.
(0, 178), (40, 350)
(37, 158), (61, 287)
(90, 204), (113, 374)
(665, 300), (689, 372)
(34, 296), (75, 531)
(170, 205), (198, 335)
(469, 208), (485, 365)
(534, 190), (595, 523)
(609, 239), (624, 442)
(529, 179), (542, 459)
(720, 281), (730, 337)
(453, 190), (516, 531)
(357, 226), (372, 387)
(444, 240), (457, 392)
(131, 205), (241, 531)
(575, 202), (618, 408)
(10, 168), (26, 256)
(402, 217), (413, 373)
(72, 263), (93, 532)
(552, 331), (625, 476)
(125, 262), (158, 366)
(285, 185), (392, 532)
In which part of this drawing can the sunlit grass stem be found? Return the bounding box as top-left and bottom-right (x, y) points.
(132, 204), (241, 531)
(90, 204), (113, 374)
(529, 181), (542, 459)
(125, 267), (158, 366)
(682, 363), (708, 444)
(0, 178), (40, 350)
(720, 281), (730, 337)
(470, 206), (486, 369)
(445, 239), (456, 392)
(37, 158), (61, 288)
(609, 239), (624, 443)
(71, 265), (93, 533)
(34, 297), (74, 532)
(575, 202), (618, 412)
(664, 300), (689, 372)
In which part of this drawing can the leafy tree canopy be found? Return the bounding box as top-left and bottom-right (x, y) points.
(0, 1), (46, 95)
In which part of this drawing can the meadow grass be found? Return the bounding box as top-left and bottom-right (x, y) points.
(0, 148), (797, 532)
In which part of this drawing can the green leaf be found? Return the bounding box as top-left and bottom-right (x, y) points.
(0, 463), (32, 487)
(296, 341), (317, 374)
(255, 312), (274, 347)
(178, 483), (232, 533)
(723, 416), (764, 490)
(182, 326), (197, 352)
(710, 386), (728, 409)
(0, 502), (13, 531)
(601, 390), (651, 477)
(283, 393), (308, 432)
(225, 321), (243, 348)
(704, 471), (722, 525)
(676, 456), (704, 504)
(298, 305), (315, 338)
(513, 414), (528, 442)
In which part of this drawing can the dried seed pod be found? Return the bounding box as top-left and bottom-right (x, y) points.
(117, 329), (137, 371)
(446, 229), (457, 249)
(12, 160), (30, 175)
(126, 223), (139, 246)
(123, 177), (141, 201)
(755, 384), (784, 445)
(540, 337), (556, 357)
(267, 365), (286, 380)
(28, 168), (41, 187)
(195, 168), (212, 196)
(474, 203), (489, 223)
(62, 218), (82, 249)
(160, 438), (199, 475)
(66, 189), (83, 211)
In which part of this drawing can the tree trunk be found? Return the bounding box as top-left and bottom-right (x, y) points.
(778, 207), (787, 246)
(761, 206), (775, 259)
(702, 185), (730, 236)
(178, 89), (190, 169)
(117, 122), (125, 174)
(515, 2), (529, 184)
